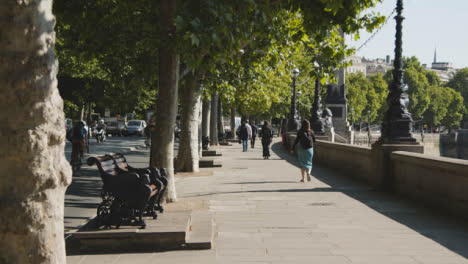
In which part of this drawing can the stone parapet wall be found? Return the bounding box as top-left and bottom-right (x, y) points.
(314, 141), (375, 185)
(313, 140), (468, 219)
(391, 151), (468, 218)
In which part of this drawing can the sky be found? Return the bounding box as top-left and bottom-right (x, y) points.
(346, 0), (468, 69)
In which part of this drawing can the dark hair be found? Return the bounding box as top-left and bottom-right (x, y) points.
(300, 120), (314, 134)
(263, 120), (271, 130)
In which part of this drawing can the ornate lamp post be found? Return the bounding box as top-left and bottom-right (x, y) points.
(420, 114), (424, 142)
(367, 110), (371, 146)
(297, 90), (302, 120)
(310, 77), (325, 134)
(377, 0), (417, 145)
(287, 68), (300, 131)
(373, 0), (422, 192)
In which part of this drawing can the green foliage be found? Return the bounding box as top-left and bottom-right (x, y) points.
(54, 0), (385, 120)
(54, 0), (159, 117)
(346, 72), (368, 122)
(368, 73), (388, 123)
(447, 68), (468, 120)
(440, 87), (465, 128)
(63, 99), (80, 119)
(424, 85), (451, 127)
(369, 57), (465, 128)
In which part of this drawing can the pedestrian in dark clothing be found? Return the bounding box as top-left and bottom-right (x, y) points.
(144, 125), (151, 147)
(239, 120), (251, 152)
(260, 121), (273, 159)
(250, 121), (258, 148)
(70, 121), (87, 162)
(292, 120), (316, 182)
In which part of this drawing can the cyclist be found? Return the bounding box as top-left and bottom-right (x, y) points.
(70, 121), (88, 167)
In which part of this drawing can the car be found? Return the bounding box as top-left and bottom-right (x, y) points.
(124, 120), (146, 136)
(106, 121), (126, 137)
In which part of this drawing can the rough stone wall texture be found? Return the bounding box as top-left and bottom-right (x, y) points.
(0, 1), (72, 263)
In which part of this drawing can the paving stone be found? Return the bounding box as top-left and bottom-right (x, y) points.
(346, 255), (420, 264)
(67, 139), (468, 263)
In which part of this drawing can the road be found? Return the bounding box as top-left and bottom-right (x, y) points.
(64, 135), (146, 162)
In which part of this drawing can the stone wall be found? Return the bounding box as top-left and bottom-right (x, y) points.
(312, 140), (468, 219)
(314, 141), (375, 185)
(391, 151), (468, 218)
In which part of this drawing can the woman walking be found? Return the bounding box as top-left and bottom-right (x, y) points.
(292, 120), (316, 182)
(260, 121), (273, 159)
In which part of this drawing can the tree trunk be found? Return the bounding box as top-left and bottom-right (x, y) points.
(230, 104), (236, 139)
(210, 92), (219, 145)
(176, 72), (202, 172)
(80, 104), (85, 121)
(202, 99), (210, 138)
(0, 1), (71, 263)
(198, 99), (203, 157)
(217, 95), (225, 137)
(151, 0), (178, 202)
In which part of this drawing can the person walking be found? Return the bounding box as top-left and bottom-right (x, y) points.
(250, 121), (258, 148)
(239, 119), (252, 152)
(292, 120), (316, 182)
(260, 121), (273, 159)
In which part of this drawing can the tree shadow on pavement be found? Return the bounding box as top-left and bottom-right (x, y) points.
(271, 141), (468, 258)
(226, 181), (297, 184)
(65, 168), (102, 207)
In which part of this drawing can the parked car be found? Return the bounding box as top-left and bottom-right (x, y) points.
(124, 120), (146, 136)
(106, 121), (126, 137)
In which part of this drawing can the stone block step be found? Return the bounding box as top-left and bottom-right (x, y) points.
(67, 211), (214, 254)
(225, 139), (239, 143)
(202, 150), (222, 157)
(185, 211), (215, 249)
(199, 159), (222, 168)
(219, 141), (232, 146)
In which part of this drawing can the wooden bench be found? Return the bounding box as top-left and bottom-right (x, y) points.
(106, 153), (167, 213)
(87, 155), (161, 229)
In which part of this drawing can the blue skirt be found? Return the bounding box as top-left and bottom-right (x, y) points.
(296, 145), (313, 169)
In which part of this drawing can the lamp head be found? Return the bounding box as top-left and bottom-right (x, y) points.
(292, 68), (300, 78)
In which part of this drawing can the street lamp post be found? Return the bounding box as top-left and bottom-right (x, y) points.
(297, 90), (302, 120)
(287, 68), (300, 131)
(420, 115), (424, 142)
(367, 110), (371, 146)
(377, 0), (417, 145)
(373, 0), (422, 192)
(310, 77), (325, 134)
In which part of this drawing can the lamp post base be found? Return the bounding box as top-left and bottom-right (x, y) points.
(377, 117), (418, 145)
(287, 118), (299, 132)
(310, 119), (325, 135)
(371, 143), (424, 192)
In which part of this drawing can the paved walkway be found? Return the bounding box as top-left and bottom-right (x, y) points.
(67, 138), (468, 264)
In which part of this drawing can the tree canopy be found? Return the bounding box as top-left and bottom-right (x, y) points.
(347, 57), (466, 129)
(54, 0), (385, 120)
